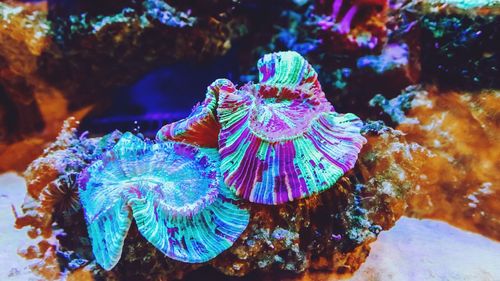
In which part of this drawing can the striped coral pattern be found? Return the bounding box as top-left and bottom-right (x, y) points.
(156, 79), (235, 147)
(217, 51), (366, 204)
(258, 51), (320, 89)
(78, 133), (249, 270)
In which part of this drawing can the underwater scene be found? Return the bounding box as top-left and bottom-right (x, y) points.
(0, 0), (499, 280)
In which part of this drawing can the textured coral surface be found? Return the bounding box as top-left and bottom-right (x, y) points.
(156, 78), (232, 147)
(312, 0), (389, 53)
(158, 51), (367, 205)
(369, 85), (499, 240)
(79, 133), (249, 269)
(420, 14), (499, 90)
(217, 52), (366, 204)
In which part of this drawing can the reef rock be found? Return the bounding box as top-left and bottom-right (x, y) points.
(0, 0), (244, 148)
(372, 85), (500, 240)
(15, 118), (423, 280)
(417, 0), (500, 90)
(40, 0), (243, 109)
(0, 2), (52, 144)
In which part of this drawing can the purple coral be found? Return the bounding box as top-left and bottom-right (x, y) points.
(316, 0), (388, 49)
(217, 51), (366, 204)
(318, 0), (359, 34)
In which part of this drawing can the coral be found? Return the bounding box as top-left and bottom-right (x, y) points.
(234, 0), (418, 116)
(421, 0), (500, 12)
(354, 42), (419, 96)
(16, 119), (416, 280)
(312, 0), (389, 53)
(357, 43), (409, 74)
(4, 0), (498, 279)
(14, 119), (122, 280)
(79, 132), (250, 269)
(157, 51), (366, 204)
(218, 51), (366, 204)
(369, 87), (417, 125)
(418, 2), (499, 90)
(109, 145), (409, 279)
(156, 79), (235, 147)
(18, 119), (94, 229)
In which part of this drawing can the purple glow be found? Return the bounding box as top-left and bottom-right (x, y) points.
(332, 0), (343, 22)
(339, 4), (358, 34)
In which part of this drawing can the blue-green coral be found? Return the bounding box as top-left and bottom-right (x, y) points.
(78, 133), (249, 270)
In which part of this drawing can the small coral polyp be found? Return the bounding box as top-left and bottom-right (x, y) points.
(157, 51), (366, 205)
(78, 132), (249, 270)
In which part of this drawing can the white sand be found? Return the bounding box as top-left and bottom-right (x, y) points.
(350, 217), (500, 281)
(0, 173), (38, 280)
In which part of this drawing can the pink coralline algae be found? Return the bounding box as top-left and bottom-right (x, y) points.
(159, 51), (365, 205)
(218, 51), (366, 204)
(78, 132), (250, 270)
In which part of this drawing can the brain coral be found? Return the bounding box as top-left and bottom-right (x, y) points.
(78, 132), (250, 270)
(217, 51), (366, 204)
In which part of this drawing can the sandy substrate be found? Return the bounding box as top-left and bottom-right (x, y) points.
(1, 172), (499, 281)
(349, 217), (500, 281)
(0, 173), (38, 280)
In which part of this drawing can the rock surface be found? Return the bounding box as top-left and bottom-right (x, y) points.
(12, 118), (420, 280)
(372, 86), (500, 241)
(0, 0), (244, 149)
(418, 0), (500, 90)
